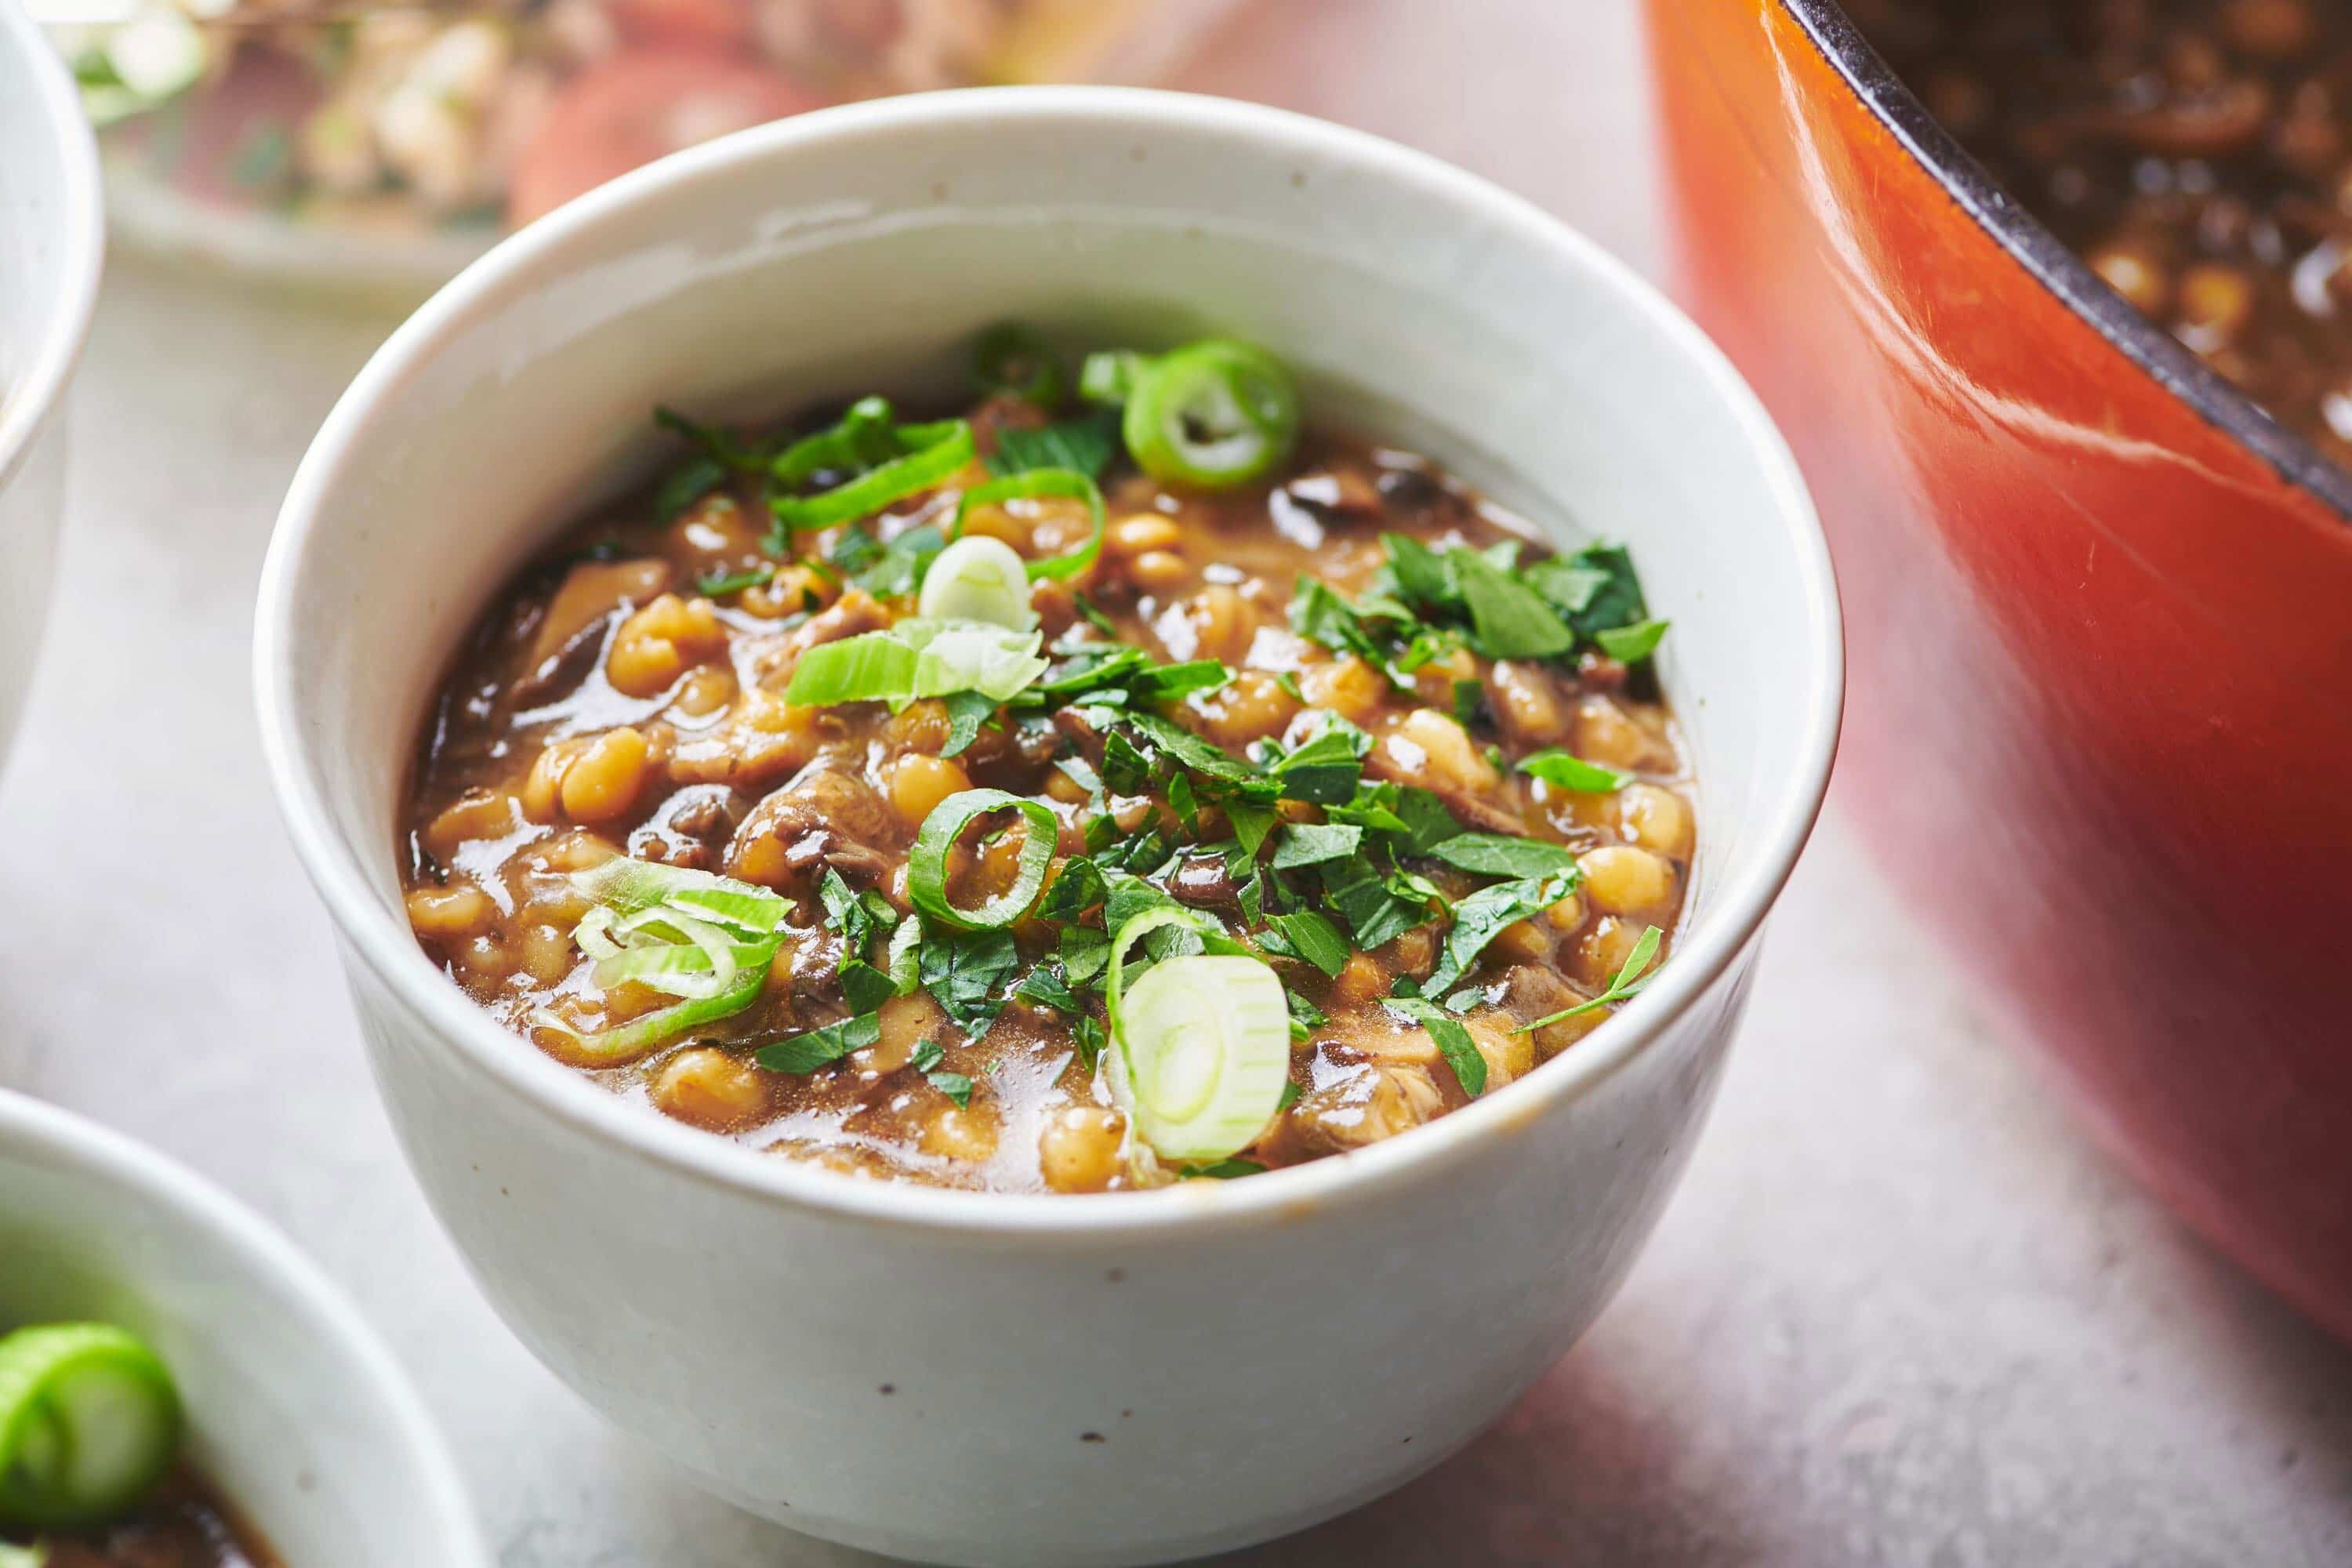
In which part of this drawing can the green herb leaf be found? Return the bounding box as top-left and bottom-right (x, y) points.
(1226, 801), (1278, 864)
(1270, 823), (1363, 870)
(840, 960), (897, 1014)
(1426, 833), (1580, 879)
(655, 405), (769, 473)
(1321, 855), (1432, 949)
(1133, 659), (1232, 702)
(972, 322), (1066, 408)
(1039, 856), (1108, 922)
(753, 1011), (881, 1074)
(927, 1070), (976, 1109)
(1014, 962), (1085, 1014)
(1554, 541), (1650, 635)
(658, 456), (730, 523)
(1450, 547), (1574, 659)
(696, 564), (775, 597)
(1516, 924), (1664, 1032)
(1268, 714), (1370, 804)
(1265, 909), (1348, 978)
(1183, 1157), (1266, 1179)
(1595, 617), (1670, 662)
(844, 522), (947, 598)
(940, 688), (998, 758)
(1390, 995), (1486, 1097)
(1424, 872), (1575, 995)
(985, 408), (1123, 481)
(1517, 749), (1632, 793)
(1072, 1014), (1109, 1069)
(1381, 532), (1459, 608)
(920, 927), (1022, 1038)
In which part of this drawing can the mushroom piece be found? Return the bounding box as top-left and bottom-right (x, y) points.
(733, 762), (903, 888)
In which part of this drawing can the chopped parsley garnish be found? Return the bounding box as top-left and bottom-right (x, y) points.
(754, 1012), (881, 1075)
(626, 370), (1676, 1152)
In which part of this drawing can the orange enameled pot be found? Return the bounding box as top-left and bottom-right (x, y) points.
(1648, 0), (2352, 1335)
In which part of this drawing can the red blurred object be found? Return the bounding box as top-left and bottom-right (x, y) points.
(509, 49), (827, 223)
(1649, 0), (2352, 1336)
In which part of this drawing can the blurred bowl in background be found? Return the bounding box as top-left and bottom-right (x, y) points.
(0, 0), (101, 772)
(38, 0), (1243, 301)
(0, 1090), (489, 1565)
(1649, 0), (2352, 1338)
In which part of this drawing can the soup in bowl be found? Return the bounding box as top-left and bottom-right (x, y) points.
(258, 89), (1840, 1565)
(0, 1093), (487, 1568)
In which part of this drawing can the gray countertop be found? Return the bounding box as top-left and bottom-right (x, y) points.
(7, 2), (2350, 1563)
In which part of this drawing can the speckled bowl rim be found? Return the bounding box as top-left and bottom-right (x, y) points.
(0, 0), (103, 495)
(256, 86), (1843, 1241)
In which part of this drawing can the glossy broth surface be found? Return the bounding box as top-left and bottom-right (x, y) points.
(399, 393), (1695, 1192)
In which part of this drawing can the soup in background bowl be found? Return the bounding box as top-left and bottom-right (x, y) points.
(258, 88), (1840, 1566)
(0, 1092), (488, 1568)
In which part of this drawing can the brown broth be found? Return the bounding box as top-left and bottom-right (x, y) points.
(1853, 0), (2352, 466)
(9, 1466), (280, 1568)
(398, 396), (1694, 1193)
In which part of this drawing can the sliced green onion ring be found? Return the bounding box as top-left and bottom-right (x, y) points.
(0, 1323), (181, 1530)
(918, 535), (1036, 630)
(971, 323), (1065, 408)
(782, 619), (1047, 709)
(1099, 909), (1291, 1163)
(950, 468), (1107, 582)
(532, 955), (774, 1064)
(1078, 349), (1153, 406)
(569, 859), (786, 935)
(907, 789), (1059, 931)
(539, 858), (792, 1059)
(1123, 339), (1300, 490)
(769, 408), (976, 540)
(1103, 905), (1210, 1053)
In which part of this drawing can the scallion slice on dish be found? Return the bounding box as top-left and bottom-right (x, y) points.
(570, 858), (787, 938)
(917, 536), (1037, 630)
(908, 789), (1058, 931)
(1123, 339), (1300, 489)
(1110, 953), (1292, 1165)
(783, 619), (1047, 709)
(768, 399), (976, 540)
(532, 859), (791, 1061)
(533, 962), (773, 1063)
(1078, 349), (1152, 407)
(951, 469), (1106, 583)
(971, 323), (1065, 408)
(1097, 906), (1290, 1163)
(0, 1324), (181, 1530)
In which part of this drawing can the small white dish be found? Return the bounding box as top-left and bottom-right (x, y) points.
(0, 0), (103, 769)
(257, 87), (1842, 1567)
(0, 1090), (490, 1565)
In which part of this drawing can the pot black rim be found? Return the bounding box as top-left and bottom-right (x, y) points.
(1777, 0), (2352, 523)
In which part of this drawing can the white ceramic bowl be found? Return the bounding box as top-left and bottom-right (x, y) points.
(0, 1091), (489, 1564)
(0, 0), (102, 768)
(256, 89), (1842, 1567)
